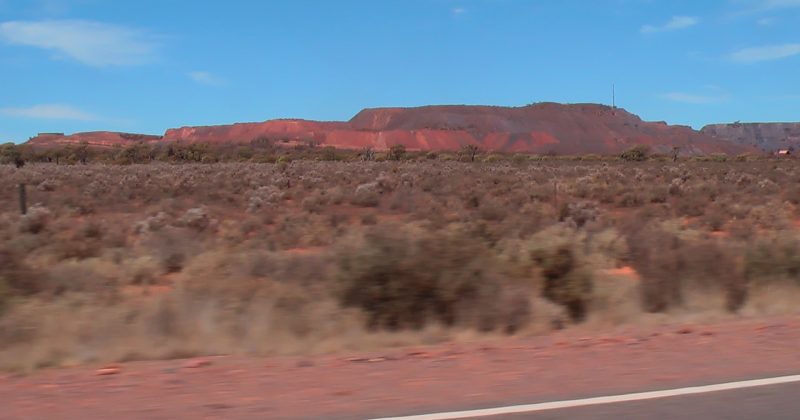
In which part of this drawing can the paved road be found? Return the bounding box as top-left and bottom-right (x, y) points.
(501, 382), (800, 420)
(374, 376), (800, 420)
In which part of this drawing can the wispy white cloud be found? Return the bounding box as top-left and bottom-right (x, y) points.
(0, 20), (158, 66)
(452, 7), (466, 16)
(756, 17), (776, 25)
(0, 104), (98, 120)
(188, 71), (226, 86)
(729, 43), (800, 62)
(641, 16), (699, 34)
(661, 92), (730, 104)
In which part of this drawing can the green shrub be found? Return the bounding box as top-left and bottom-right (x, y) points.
(250, 152), (275, 163)
(709, 153), (728, 162)
(620, 145), (650, 162)
(320, 146), (339, 161)
(512, 153), (528, 163)
(0, 143), (22, 165)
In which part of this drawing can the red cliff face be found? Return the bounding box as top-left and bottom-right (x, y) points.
(162, 120), (349, 145)
(26, 104), (756, 155)
(701, 123), (800, 152)
(338, 104), (752, 155)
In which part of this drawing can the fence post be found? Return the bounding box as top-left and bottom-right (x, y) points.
(19, 183), (27, 215)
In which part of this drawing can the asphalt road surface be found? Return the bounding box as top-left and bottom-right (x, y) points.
(502, 381), (800, 420)
(374, 375), (800, 420)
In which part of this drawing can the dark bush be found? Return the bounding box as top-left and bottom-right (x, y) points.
(616, 191), (644, 208)
(336, 225), (529, 332)
(745, 236), (800, 284)
(388, 144), (406, 161)
(620, 145), (650, 162)
(478, 200), (507, 221)
(626, 228), (684, 312)
(533, 245), (592, 322)
(683, 240), (748, 312)
(0, 247), (42, 297)
(320, 146), (339, 161)
(459, 144), (481, 162)
(628, 227), (749, 312)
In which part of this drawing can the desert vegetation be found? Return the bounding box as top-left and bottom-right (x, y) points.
(1, 154), (800, 371)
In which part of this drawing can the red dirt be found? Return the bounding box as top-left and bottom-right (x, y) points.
(2, 316), (799, 419)
(602, 266), (640, 280)
(25, 104), (756, 155)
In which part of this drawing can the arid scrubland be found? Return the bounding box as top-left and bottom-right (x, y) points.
(1, 159), (800, 371)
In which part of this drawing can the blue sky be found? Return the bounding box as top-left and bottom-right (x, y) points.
(1, 0), (799, 142)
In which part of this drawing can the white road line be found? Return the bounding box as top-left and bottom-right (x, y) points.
(370, 374), (800, 420)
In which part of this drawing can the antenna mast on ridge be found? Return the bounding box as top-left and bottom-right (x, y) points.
(612, 83), (616, 108)
(612, 83), (616, 115)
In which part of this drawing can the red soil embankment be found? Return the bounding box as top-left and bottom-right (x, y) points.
(1, 316), (798, 419)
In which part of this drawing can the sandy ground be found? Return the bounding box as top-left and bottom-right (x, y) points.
(1, 316), (799, 420)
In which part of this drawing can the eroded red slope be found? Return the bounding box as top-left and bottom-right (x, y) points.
(26, 104), (755, 155)
(340, 103), (750, 155)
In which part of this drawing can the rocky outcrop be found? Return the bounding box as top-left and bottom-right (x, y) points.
(338, 103), (750, 155)
(701, 123), (800, 152)
(26, 104), (757, 155)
